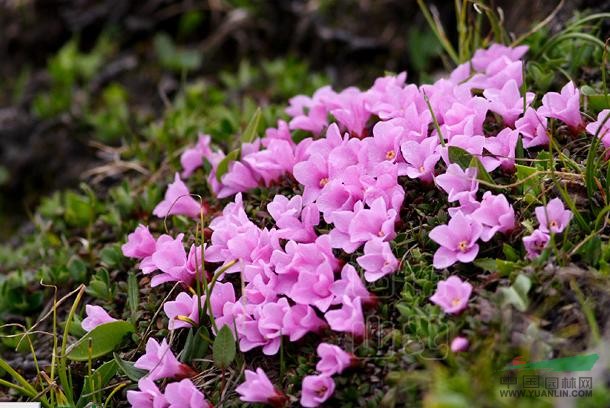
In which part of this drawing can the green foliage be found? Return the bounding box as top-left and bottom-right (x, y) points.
(67, 321), (134, 361)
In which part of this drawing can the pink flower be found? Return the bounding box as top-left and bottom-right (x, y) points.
(435, 164), (479, 203)
(538, 81), (583, 131)
(331, 91), (370, 137)
(330, 264), (373, 305)
(523, 229), (550, 259)
(81, 305), (117, 332)
(470, 192), (515, 242)
(267, 194), (319, 243)
(283, 304), (326, 341)
(153, 173), (202, 219)
(316, 343), (354, 375)
(236, 368), (287, 406)
(293, 153), (330, 204)
(122, 225), (156, 259)
(348, 197), (397, 244)
(515, 107), (549, 148)
(586, 109), (610, 151)
(482, 127), (519, 172)
(450, 336), (469, 352)
(165, 379), (210, 408)
(535, 198), (572, 233)
(356, 239), (399, 282)
(163, 292), (203, 330)
(483, 79), (534, 126)
(301, 375), (335, 407)
(180, 134), (213, 178)
(289, 263), (335, 312)
(401, 137), (440, 183)
(471, 43), (528, 72)
(217, 160), (260, 199)
(127, 378), (168, 408)
(429, 212), (482, 269)
(256, 297), (290, 355)
(430, 276), (472, 314)
(149, 234), (202, 287)
(135, 338), (193, 381)
(324, 296), (365, 337)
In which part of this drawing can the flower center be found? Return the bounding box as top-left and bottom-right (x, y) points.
(451, 298), (461, 307)
(316, 386), (328, 397)
(386, 150), (396, 160)
(458, 241), (468, 252)
(378, 230), (385, 237)
(319, 177), (329, 187)
(549, 220), (558, 228)
(419, 165), (426, 173)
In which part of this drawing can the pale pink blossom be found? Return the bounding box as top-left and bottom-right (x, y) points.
(134, 338), (193, 381)
(81, 305), (117, 332)
(301, 375), (335, 408)
(180, 134), (213, 178)
(165, 379), (210, 408)
(127, 378), (168, 408)
(153, 173), (202, 219)
(450, 336), (469, 352)
(523, 229), (550, 259)
(535, 198), (572, 234)
(430, 276), (472, 314)
(356, 239), (399, 282)
(324, 296), (365, 337)
(538, 81), (583, 131)
(316, 343), (355, 375)
(429, 212), (482, 269)
(236, 368), (287, 406)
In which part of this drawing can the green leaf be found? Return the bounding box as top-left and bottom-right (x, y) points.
(241, 107), (262, 143)
(67, 321), (134, 361)
(215, 149), (240, 182)
(213, 325), (235, 369)
(181, 326), (210, 363)
(76, 360), (118, 408)
(447, 146), (472, 169)
(113, 353), (147, 381)
(499, 274), (531, 312)
(127, 272), (139, 317)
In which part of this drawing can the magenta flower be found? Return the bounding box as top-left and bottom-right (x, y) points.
(471, 43), (528, 72)
(401, 137), (440, 183)
(236, 368), (287, 407)
(482, 127), (519, 172)
(153, 173), (202, 219)
(515, 107), (549, 148)
(470, 192), (515, 242)
(163, 292), (203, 330)
(535, 198), (572, 234)
(429, 212), (482, 269)
(81, 305), (117, 332)
(348, 197), (397, 245)
(283, 304), (326, 341)
(267, 194), (319, 243)
(134, 338), (193, 381)
(450, 336), (469, 352)
(523, 229), (550, 259)
(149, 234), (200, 287)
(122, 225), (156, 259)
(301, 375), (335, 408)
(538, 81), (583, 131)
(435, 164), (479, 203)
(217, 160), (260, 199)
(289, 263), (335, 312)
(293, 153), (330, 204)
(256, 297), (289, 355)
(165, 379), (210, 408)
(331, 92), (370, 137)
(126, 378), (168, 408)
(356, 239), (399, 282)
(324, 295), (365, 337)
(316, 343), (355, 375)
(586, 109), (610, 152)
(180, 134), (213, 178)
(330, 264), (373, 305)
(430, 276), (472, 314)
(483, 79), (534, 126)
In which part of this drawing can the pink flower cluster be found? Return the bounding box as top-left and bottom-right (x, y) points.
(523, 198), (572, 259)
(126, 338), (210, 407)
(119, 42), (592, 407)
